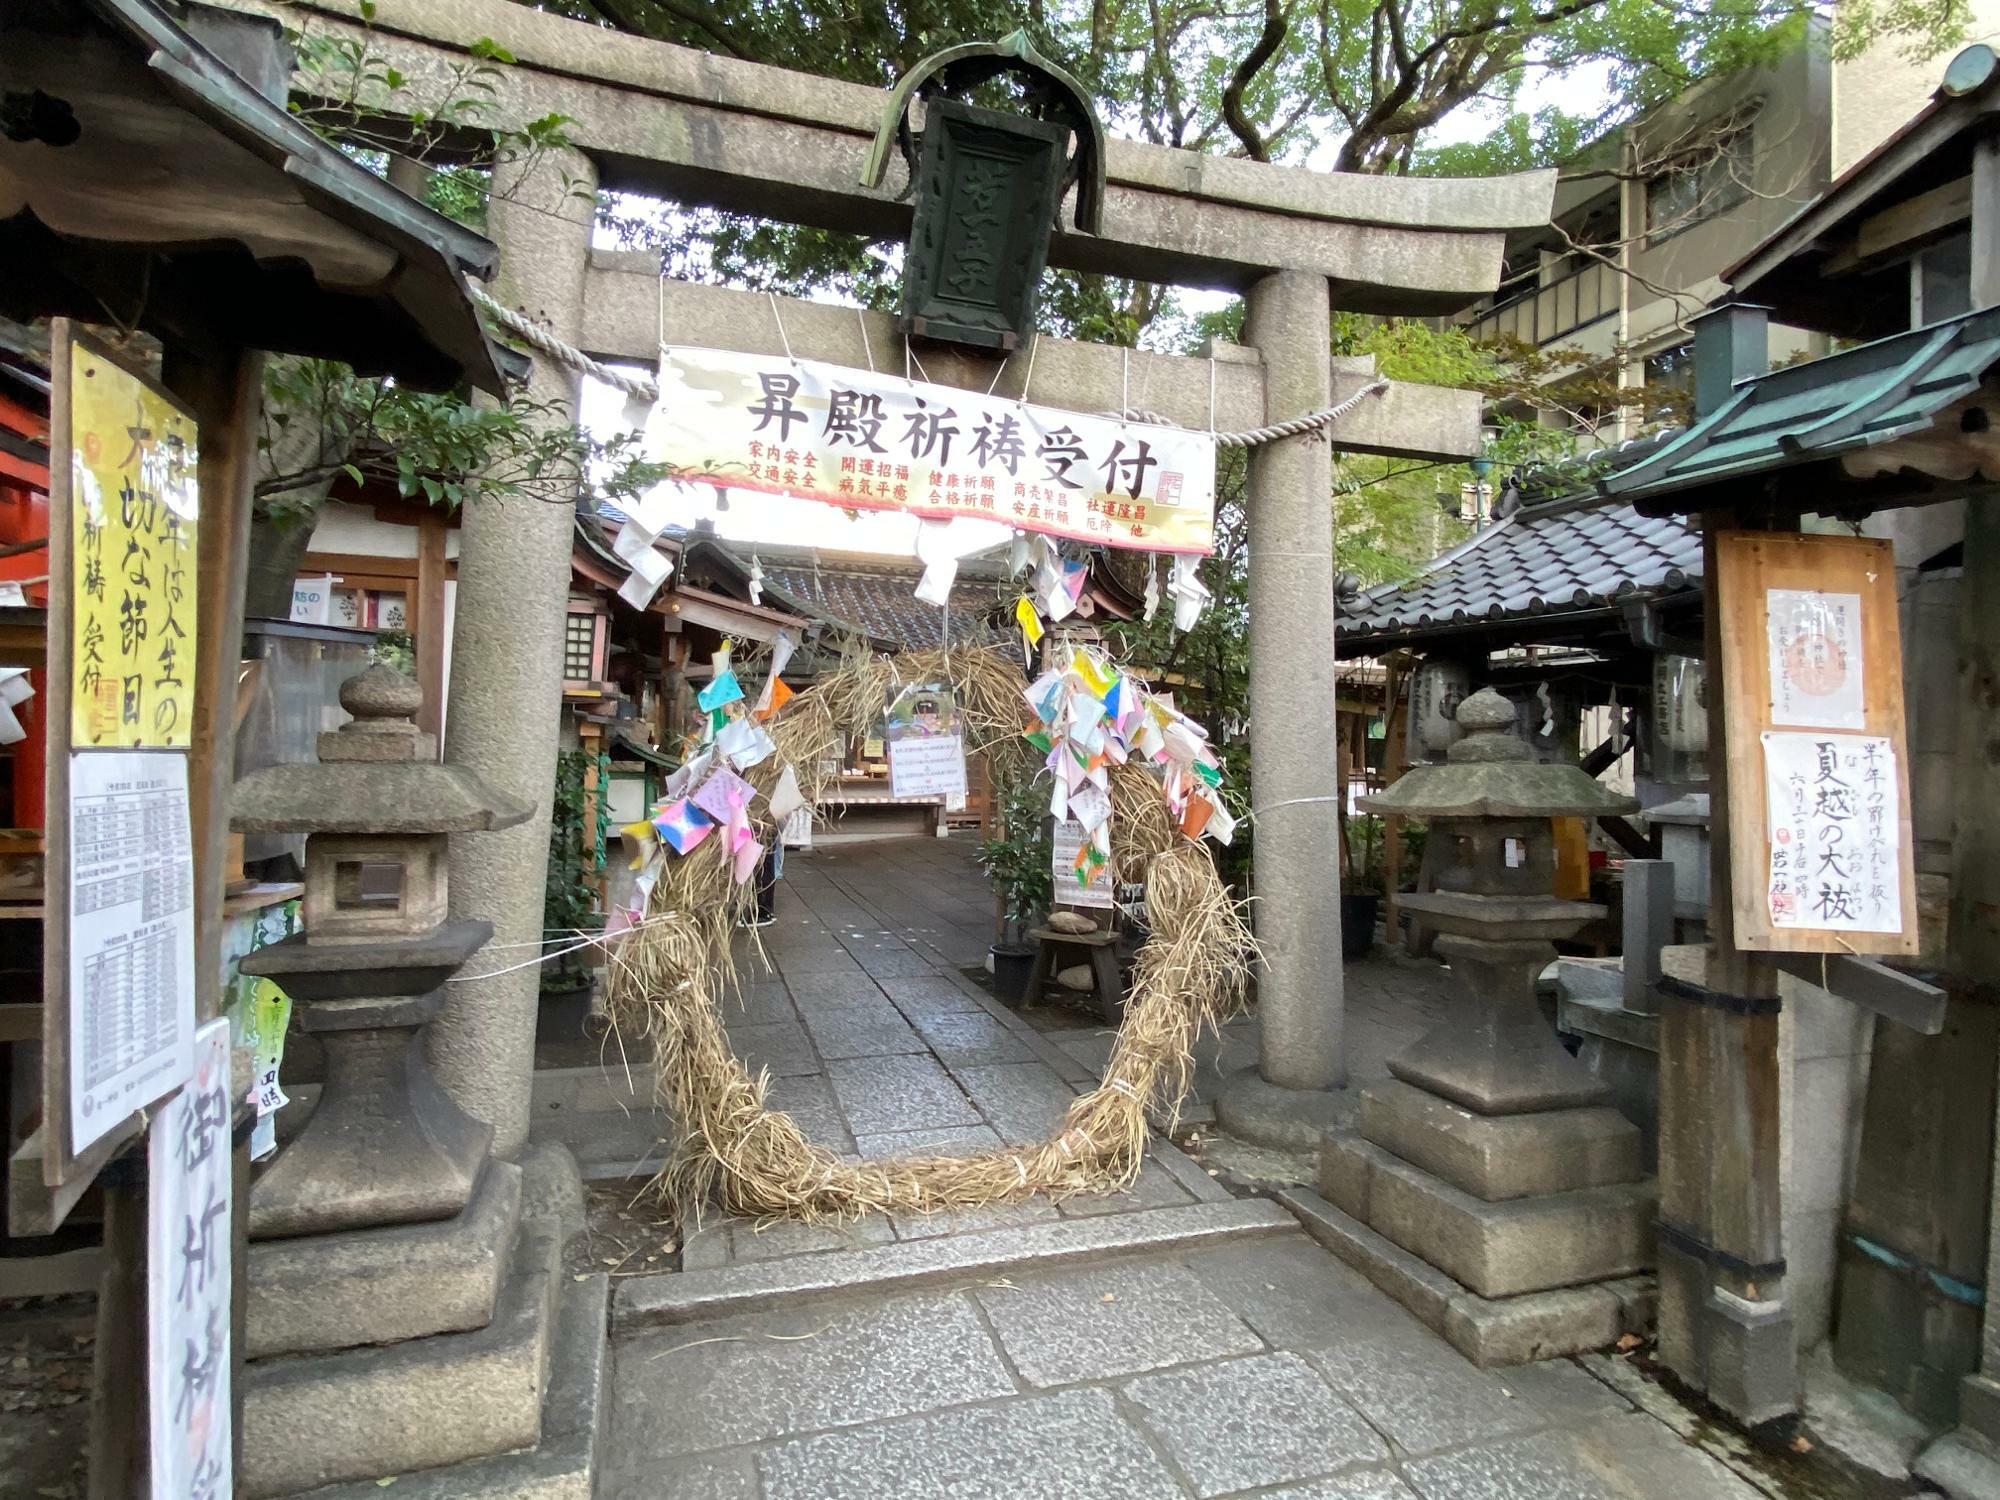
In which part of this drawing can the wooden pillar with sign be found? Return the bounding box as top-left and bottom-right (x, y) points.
(34, 325), (243, 1500)
(1658, 525), (1918, 1426)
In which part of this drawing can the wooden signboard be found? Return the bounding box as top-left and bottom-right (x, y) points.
(1716, 531), (1918, 956)
(41, 324), (202, 1212)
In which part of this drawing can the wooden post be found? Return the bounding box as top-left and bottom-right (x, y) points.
(87, 1166), (147, 1500)
(163, 345), (262, 1500)
(1381, 664), (1411, 942)
(166, 345), (263, 1024)
(1654, 508), (1796, 1424)
(415, 514), (449, 740)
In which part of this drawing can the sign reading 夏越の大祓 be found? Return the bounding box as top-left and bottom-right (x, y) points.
(650, 346), (1218, 554)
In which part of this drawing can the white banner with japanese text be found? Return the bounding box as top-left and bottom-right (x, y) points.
(648, 346), (1217, 554)
(150, 1017), (232, 1500)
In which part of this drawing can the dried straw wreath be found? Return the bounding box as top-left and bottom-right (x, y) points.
(605, 639), (1255, 1221)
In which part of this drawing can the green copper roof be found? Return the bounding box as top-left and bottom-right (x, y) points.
(1601, 305), (2000, 505)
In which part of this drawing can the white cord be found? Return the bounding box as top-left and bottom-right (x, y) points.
(1251, 794), (1346, 819)
(767, 292), (796, 364)
(857, 309), (876, 373)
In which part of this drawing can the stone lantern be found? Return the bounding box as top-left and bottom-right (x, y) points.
(225, 667), (594, 1498)
(1319, 687), (1658, 1365)
(231, 664), (529, 1237)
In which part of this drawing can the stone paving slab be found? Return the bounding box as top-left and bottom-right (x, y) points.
(877, 974), (988, 1018)
(725, 1020), (819, 1078)
(952, 1060), (1082, 1146)
(1124, 1351), (1390, 1496)
(1305, 1330), (1547, 1457)
(764, 1075), (854, 1154)
(850, 1124), (1006, 1158)
(607, 1216), (1777, 1500)
(909, 1011), (1038, 1066)
(972, 1257), (1266, 1386)
(608, 1290), (1015, 1458)
(757, 1387), (1186, 1500)
(1259, 1473), (1420, 1499)
(800, 1005), (929, 1061)
(828, 1054), (982, 1134)
(1182, 1236), (1429, 1352)
(1055, 1158), (1196, 1218)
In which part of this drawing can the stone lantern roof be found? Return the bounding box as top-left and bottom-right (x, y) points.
(230, 665), (532, 835)
(1360, 688), (1640, 820)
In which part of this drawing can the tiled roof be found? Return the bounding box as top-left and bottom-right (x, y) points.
(1602, 306), (2000, 507)
(716, 544), (1016, 656)
(1336, 498), (1700, 650)
(755, 556), (1009, 651)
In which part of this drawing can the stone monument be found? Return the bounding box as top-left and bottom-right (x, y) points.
(1314, 688), (1657, 1365)
(229, 665), (607, 1498)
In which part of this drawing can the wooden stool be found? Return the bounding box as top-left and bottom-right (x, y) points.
(1024, 926), (1124, 1025)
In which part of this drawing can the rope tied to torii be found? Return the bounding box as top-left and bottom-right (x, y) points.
(467, 285), (1389, 448)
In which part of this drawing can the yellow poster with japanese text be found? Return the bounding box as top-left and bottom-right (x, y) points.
(67, 342), (199, 748)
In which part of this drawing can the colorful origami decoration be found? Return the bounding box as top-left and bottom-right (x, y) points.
(1019, 644), (1237, 888)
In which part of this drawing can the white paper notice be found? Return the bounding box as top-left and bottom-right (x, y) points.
(1767, 589), (1866, 730)
(150, 1017), (232, 1500)
(887, 731), (968, 800)
(1052, 819), (1114, 909)
(617, 544), (673, 610)
(1763, 731), (1902, 933)
(68, 750), (195, 1151)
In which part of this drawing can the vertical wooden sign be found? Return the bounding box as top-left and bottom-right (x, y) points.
(1715, 531), (1918, 956)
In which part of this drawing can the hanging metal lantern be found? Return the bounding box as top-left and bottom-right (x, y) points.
(863, 31), (1107, 353)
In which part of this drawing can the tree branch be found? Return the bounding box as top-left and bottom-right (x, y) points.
(1221, 0), (1287, 161)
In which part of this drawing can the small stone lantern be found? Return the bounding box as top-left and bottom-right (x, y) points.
(230, 665), (530, 1238)
(1320, 688), (1657, 1365)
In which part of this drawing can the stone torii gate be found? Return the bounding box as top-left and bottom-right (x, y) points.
(245, 0), (1555, 1156)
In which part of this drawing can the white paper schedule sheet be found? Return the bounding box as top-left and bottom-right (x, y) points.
(67, 749), (195, 1150)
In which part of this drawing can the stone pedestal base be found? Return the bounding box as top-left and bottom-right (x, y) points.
(1309, 1071), (1657, 1364)
(1214, 1065), (1351, 1151)
(1322, 1133), (1653, 1298)
(248, 1161), (523, 1359)
(1281, 1186), (1653, 1367)
(242, 1215), (608, 1499)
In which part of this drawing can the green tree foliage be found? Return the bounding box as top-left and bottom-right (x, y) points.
(254, 18), (671, 538)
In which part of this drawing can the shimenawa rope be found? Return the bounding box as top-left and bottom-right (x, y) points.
(468, 286), (1389, 448)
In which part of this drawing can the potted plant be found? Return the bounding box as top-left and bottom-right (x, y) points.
(978, 776), (1053, 1005)
(1342, 814), (1389, 960)
(538, 748), (604, 1044)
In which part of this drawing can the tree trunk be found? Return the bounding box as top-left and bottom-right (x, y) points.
(242, 510), (318, 622)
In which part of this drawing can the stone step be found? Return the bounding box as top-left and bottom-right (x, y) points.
(248, 1161), (522, 1359)
(297, 1269), (611, 1500)
(243, 1220), (562, 1499)
(1278, 1186), (1653, 1368)
(1320, 1132), (1654, 1299)
(613, 1198), (1295, 1332)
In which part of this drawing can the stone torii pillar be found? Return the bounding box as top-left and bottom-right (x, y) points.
(1216, 270), (1350, 1147)
(430, 143), (599, 1157)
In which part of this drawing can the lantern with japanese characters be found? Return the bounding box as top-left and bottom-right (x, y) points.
(865, 32), (1107, 352)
